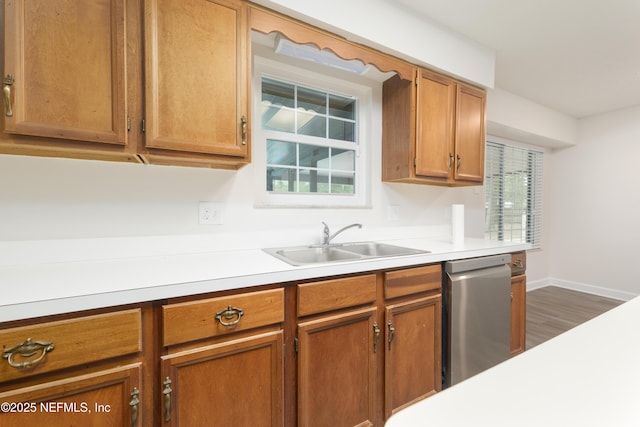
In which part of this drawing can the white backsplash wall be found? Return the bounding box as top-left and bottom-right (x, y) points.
(0, 152), (484, 242)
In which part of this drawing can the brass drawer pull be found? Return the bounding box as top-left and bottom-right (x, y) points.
(163, 377), (172, 422)
(215, 305), (244, 327)
(2, 338), (55, 369)
(387, 321), (395, 351)
(240, 115), (247, 145)
(129, 387), (140, 427)
(373, 322), (380, 353)
(3, 74), (14, 117)
(513, 259), (524, 268)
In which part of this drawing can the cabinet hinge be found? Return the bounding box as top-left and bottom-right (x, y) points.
(294, 337), (299, 353)
(141, 119), (145, 133)
(127, 116), (131, 132)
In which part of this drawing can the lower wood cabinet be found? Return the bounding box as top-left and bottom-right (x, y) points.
(384, 294), (441, 418)
(0, 364), (142, 426)
(160, 288), (285, 426)
(161, 331), (284, 426)
(297, 307), (377, 427)
(509, 251), (527, 357)
(0, 309), (143, 425)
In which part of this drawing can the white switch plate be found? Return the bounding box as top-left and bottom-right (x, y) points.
(199, 202), (224, 225)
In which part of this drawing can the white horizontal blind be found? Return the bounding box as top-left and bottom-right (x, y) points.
(485, 141), (543, 249)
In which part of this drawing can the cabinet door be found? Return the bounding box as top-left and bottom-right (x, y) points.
(144, 0), (249, 157)
(0, 364), (142, 426)
(298, 307), (377, 427)
(161, 331), (283, 426)
(3, 0), (127, 145)
(510, 275), (527, 356)
(415, 69), (456, 180)
(385, 295), (441, 419)
(454, 83), (486, 183)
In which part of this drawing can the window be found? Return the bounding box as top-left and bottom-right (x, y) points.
(262, 78), (357, 195)
(252, 54), (372, 208)
(484, 140), (543, 249)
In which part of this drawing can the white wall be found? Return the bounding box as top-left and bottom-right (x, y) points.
(250, 0), (495, 88)
(547, 105), (640, 298)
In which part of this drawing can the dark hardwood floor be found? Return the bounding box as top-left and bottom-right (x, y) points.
(526, 286), (624, 350)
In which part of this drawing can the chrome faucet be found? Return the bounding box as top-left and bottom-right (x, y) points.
(321, 221), (362, 246)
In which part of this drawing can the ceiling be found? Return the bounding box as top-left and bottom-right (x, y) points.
(388, 0), (640, 118)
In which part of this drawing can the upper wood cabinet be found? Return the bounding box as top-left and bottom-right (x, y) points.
(1, 0), (250, 168)
(142, 0), (250, 168)
(382, 68), (486, 186)
(1, 0), (136, 162)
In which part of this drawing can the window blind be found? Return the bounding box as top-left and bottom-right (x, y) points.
(485, 141), (543, 249)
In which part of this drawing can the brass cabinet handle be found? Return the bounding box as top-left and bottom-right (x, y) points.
(513, 259), (523, 268)
(3, 74), (14, 117)
(456, 154), (462, 171)
(163, 377), (172, 423)
(240, 115), (247, 145)
(2, 338), (55, 369)
(215, 305), (244, 327)
(387, 321), (395, 351)
(449, 153), (454, 170)
(129, 387), (140, 427)
(373, 322), (380, 353)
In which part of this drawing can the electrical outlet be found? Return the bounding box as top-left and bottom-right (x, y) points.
(199, 202), (224, 225)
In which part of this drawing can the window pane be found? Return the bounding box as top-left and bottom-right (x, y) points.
(299, 144), (329, 168)
(331, 148), (355, 171)
(297, 87), (326, 114)
(262, 78), (294, 108)
(329, 119), (355, 142)
(297, 112), (326, 138)
(329, 94), (355, 120)
(262, 105), (295, 132)
(267, 140), (296, 166)
(299, 168), (329, 193)
(331, 172), (355, 194)
(267, 167), (297, 192)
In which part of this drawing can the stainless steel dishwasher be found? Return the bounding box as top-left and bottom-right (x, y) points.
(443, 253), (512, 387)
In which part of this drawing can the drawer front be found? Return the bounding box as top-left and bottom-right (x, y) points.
(163, 288), (284, 347)
(297, 274), (377, 317)
(384, 264), (442, 299)
(0, 309), (141, 382)
(510, 251), (527, 276)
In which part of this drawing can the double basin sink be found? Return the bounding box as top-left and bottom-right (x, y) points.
(264, 242), (430, 266)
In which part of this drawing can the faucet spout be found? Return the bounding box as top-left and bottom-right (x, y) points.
(321, 221), (363, 246)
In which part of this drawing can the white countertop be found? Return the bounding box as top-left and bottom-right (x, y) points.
(0, 232), (528, 323)
(386, 294), (640, 427)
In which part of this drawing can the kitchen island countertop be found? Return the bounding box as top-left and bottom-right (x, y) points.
(386, 293), (640, 427)
(0, 233), (529, 323)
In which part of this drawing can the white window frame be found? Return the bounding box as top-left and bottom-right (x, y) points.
(484, 137), (544, 249)
(252, 55), (372, 208)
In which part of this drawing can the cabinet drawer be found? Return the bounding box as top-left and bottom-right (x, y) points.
(163, 288), (284, 346)
(297, 274), (377, 317)
(510, 251), (527, 276)
(0, 309), (141, 382)
(384, 264), (442, 299)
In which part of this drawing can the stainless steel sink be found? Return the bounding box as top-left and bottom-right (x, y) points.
(263, 242), (429, 266)
(273, 246), (362, 264)
(338, 242), (425, 257)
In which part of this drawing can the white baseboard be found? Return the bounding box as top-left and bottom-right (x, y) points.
(527, 277), (638, 302)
